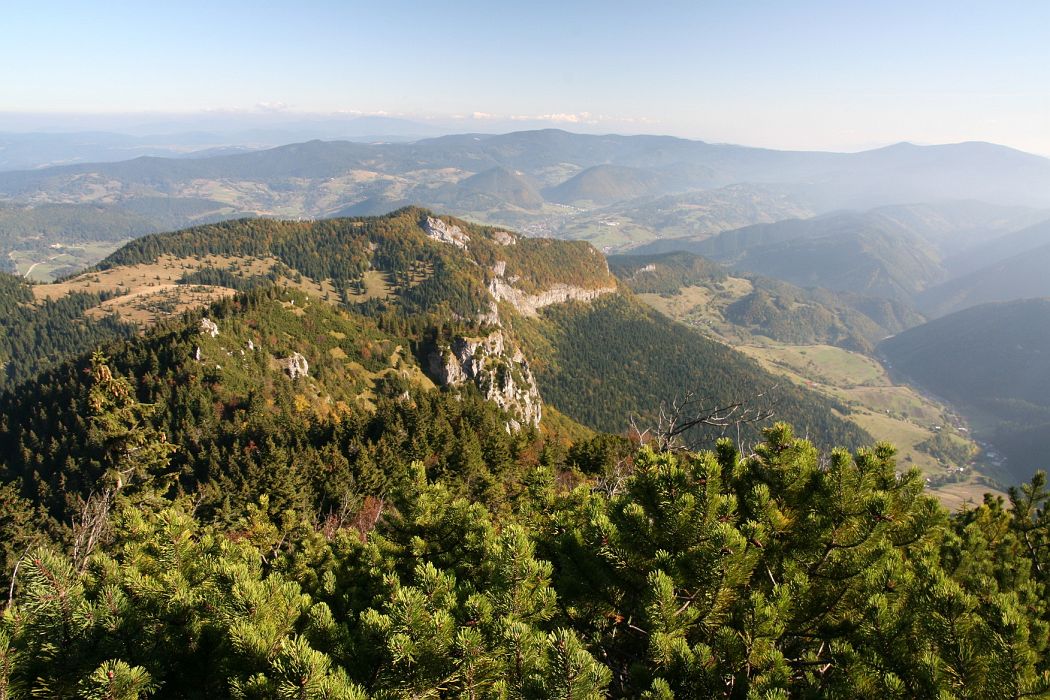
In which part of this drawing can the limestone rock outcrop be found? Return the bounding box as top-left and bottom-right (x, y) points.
(200, 318), (219, 338)
(488, 278), (616, 317)
(492, 230), (517, 246)
(423, 216), (470, 249)
(428, 330), (541, 430)
(278, 352), (309, 380)
(482, 253), (616, 322)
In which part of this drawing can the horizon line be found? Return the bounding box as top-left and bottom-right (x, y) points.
(0, 116), (1047, 160)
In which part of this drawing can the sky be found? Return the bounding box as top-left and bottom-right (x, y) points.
(2, 0), (1048, 154)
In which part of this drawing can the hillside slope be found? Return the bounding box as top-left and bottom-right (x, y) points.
(946, 217), (1050, 276)
(632, 210), (947, 302)
(543, 164), (670, 206)
(732, 228), (942, 301)
(514, 293), (868, 448)
(11, 209), (867, 455)
(609, 250), (923, 351)
(920, 240), (1050, 317)
(880, 298), (1050, 479)
(0, 273), (135, 388)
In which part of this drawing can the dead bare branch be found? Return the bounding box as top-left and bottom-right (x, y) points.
(71, 487), (113, 572)
(650, 386), (780, 452)
(5, 547), (30, 611)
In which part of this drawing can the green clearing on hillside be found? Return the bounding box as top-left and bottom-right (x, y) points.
(748, 344), (885, 388)
(345, 269), (396, 301)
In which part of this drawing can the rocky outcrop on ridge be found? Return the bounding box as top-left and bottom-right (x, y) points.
(427, 329), (541, 430)
(423, 216), (470, 249)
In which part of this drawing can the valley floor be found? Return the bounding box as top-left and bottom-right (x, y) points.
(637, 288), (1008, 509)
(7, 239), (125, 282)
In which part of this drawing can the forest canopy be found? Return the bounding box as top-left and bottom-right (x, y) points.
(0, 352), (1048, 698)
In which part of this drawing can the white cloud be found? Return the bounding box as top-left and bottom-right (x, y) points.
(254, 101), (292, 112)
(510, 112), (594, 124)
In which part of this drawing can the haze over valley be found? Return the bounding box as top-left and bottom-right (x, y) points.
(3, 2), (1050, 695)
(4, 128), (1050, 488)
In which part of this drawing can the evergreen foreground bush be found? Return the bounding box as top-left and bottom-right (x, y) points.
(1, 358), (1048, 698)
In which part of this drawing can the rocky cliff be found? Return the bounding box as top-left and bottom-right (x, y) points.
(423, 216), (470, 249)
(428, 329), (541, 430)
(488, 278), (616, 317)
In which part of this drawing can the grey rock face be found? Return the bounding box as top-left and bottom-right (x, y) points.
(492, 230), (517, 246)
(423, 216), (470, 249)
(200, 318), (220, 338)
(428, 330), (542, 429)
(488, 278), (616, 317)
(278, 352), (309, 380)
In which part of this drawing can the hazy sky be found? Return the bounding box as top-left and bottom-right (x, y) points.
(3, 0), (1048, 153)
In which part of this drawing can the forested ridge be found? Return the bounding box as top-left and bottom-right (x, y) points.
(0, 273), (136, 389)
(95, 207), (614, 316)
(0, 210), (1047, 697)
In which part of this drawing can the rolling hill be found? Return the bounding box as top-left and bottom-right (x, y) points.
(920, 239), (1050, 317)
(880, 298), (1050, 480)
(0, 130), (1048, 263)
(630, 201), (1045, 258)
(943, 216), (1050, 277)
(608, 250), (922, 351)
(631, 211), (946, 302)
(728, 227), (942, 301)
(434, 166), (545, 210)
(533, 184), (816, 250)
(542, 164), (670, 206)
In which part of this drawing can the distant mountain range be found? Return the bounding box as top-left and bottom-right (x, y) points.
(5, 130), (1049, 205)
(630, 203), (1050, 310)
(0, 116), (459, 171)
(1, 128), (1047, 282)
(1, 129), (1048, 230)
